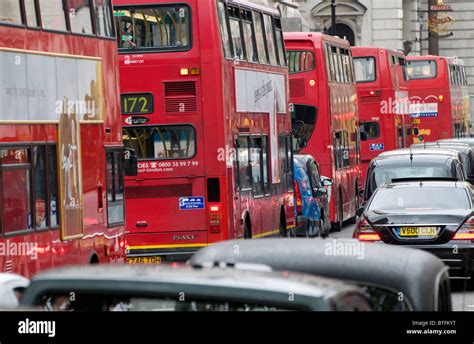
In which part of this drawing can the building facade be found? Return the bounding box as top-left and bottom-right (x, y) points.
(256, 0), (474, 96)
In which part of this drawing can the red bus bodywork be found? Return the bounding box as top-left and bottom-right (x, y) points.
(352, 47), (412, 183)
(407, 56), (470, 142)
(115, 0), (295, 261)
(0, 1), (125, 278)
(285, 33), (362, 228)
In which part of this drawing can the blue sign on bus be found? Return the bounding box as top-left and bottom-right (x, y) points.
(179, 197), (205, 210)
(370, 143), (385, 151)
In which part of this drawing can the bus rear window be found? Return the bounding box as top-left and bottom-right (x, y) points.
(114, 6), (191, 51)
(407, 60), (437, 80)
(123, 126), (196, 160)
(354, 57), (376, 82)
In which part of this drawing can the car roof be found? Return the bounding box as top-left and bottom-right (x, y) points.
(372, 154), (455, 166)
(22, 265), (357, 309)
(379, 148), (459, 158)
(380, 180), (471, 189)
(191, 239), (449, 311)
(0, 274), (30, 307)
(413, 143), (472, 154)
(440, 138), (474, 147)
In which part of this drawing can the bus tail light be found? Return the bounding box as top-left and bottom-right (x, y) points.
(309, 79), (316, 87)
(369, 90), (381, 96)
(453, 217), (474, 240)
(294, 181), (303, 215)
(355, 218), (381, 242)
(439, 95), (444, 103)
(180, 67), (200, 76)
(209, 205), (221, 233)
(190, 68), (200, 75)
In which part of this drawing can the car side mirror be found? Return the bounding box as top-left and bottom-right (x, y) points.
(298, 137), (308, 149)
(314, 187), (328, 198)
(322, 179), (333, 187)
(124, 148), (138, 177)
(360, 131), (368, 142)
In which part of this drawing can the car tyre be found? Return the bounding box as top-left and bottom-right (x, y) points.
(332, 197), (343, 232)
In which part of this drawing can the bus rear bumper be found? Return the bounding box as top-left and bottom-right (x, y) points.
(125, 231), (209, 262)
(126, 245), (206, 263)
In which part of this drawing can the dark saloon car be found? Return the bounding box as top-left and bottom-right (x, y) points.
(355, 180), (474, 284)
(363, 150), (465, 203)
(412, 142), (474, 179)
(21, 265), (372, 311)
(191, 239), (452, 311)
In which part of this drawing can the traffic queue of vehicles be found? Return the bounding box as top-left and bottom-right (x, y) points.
(355, 138), (474, 287)
(0, 0), (472, 313)
(2, 238), (452, 312)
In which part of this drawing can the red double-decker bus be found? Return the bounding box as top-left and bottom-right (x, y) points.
(352, 47), (412, 182)
(285, 33), (361, 230)
(407, 55), (470, 143)
(0, 0), (126, 277)
(114, 0), (295, 262)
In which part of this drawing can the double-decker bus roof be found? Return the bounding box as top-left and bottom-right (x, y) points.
(284, 32), (351, 48)
(230, 0), (281, 15)
(353, 46), (405, 58)
(408, 55), (464, 65)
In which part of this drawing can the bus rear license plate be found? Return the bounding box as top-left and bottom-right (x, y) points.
(128, 256), (162, 265)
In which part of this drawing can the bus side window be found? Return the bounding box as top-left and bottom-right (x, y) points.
(24, 0), (39, 27)
(253, 11), (268, 65)
(263, 14), (277, 66)
(262, 137), (270, 195)
(274, 18), (286, 67)
(0, 0), (23, 25)
(237, 137), (252, 190)
(228, 6), (244, 61)
(240, 9), (257, 63)
(0, 147), (33, 234)
(106, 150), (125, 227)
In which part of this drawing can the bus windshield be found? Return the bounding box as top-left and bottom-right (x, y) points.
(123, 126), (196, 160)
(407, 60), (437, 80)
(114, 5), (191, 51)
(354, 57), (376, 82)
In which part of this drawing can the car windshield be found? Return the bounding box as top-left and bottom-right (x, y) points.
(37, 294), (298, 311)
(369, 186), (471, 213)
(372, 165), (451, 191)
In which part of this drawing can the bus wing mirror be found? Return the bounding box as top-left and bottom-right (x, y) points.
(298, 137), (308, 149)
(322, 179), (333, 187)
(124, 148), (138, 177)
(292, 120), (305, 133)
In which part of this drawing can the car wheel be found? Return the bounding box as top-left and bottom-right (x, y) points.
(310, 220), (320, 238)
(244, 218), (251, 239)
(347, 194), (359, 224)
(320, 219), (329, 238)
(279, 213), (290, 238)
(332, 198), (343, 232)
